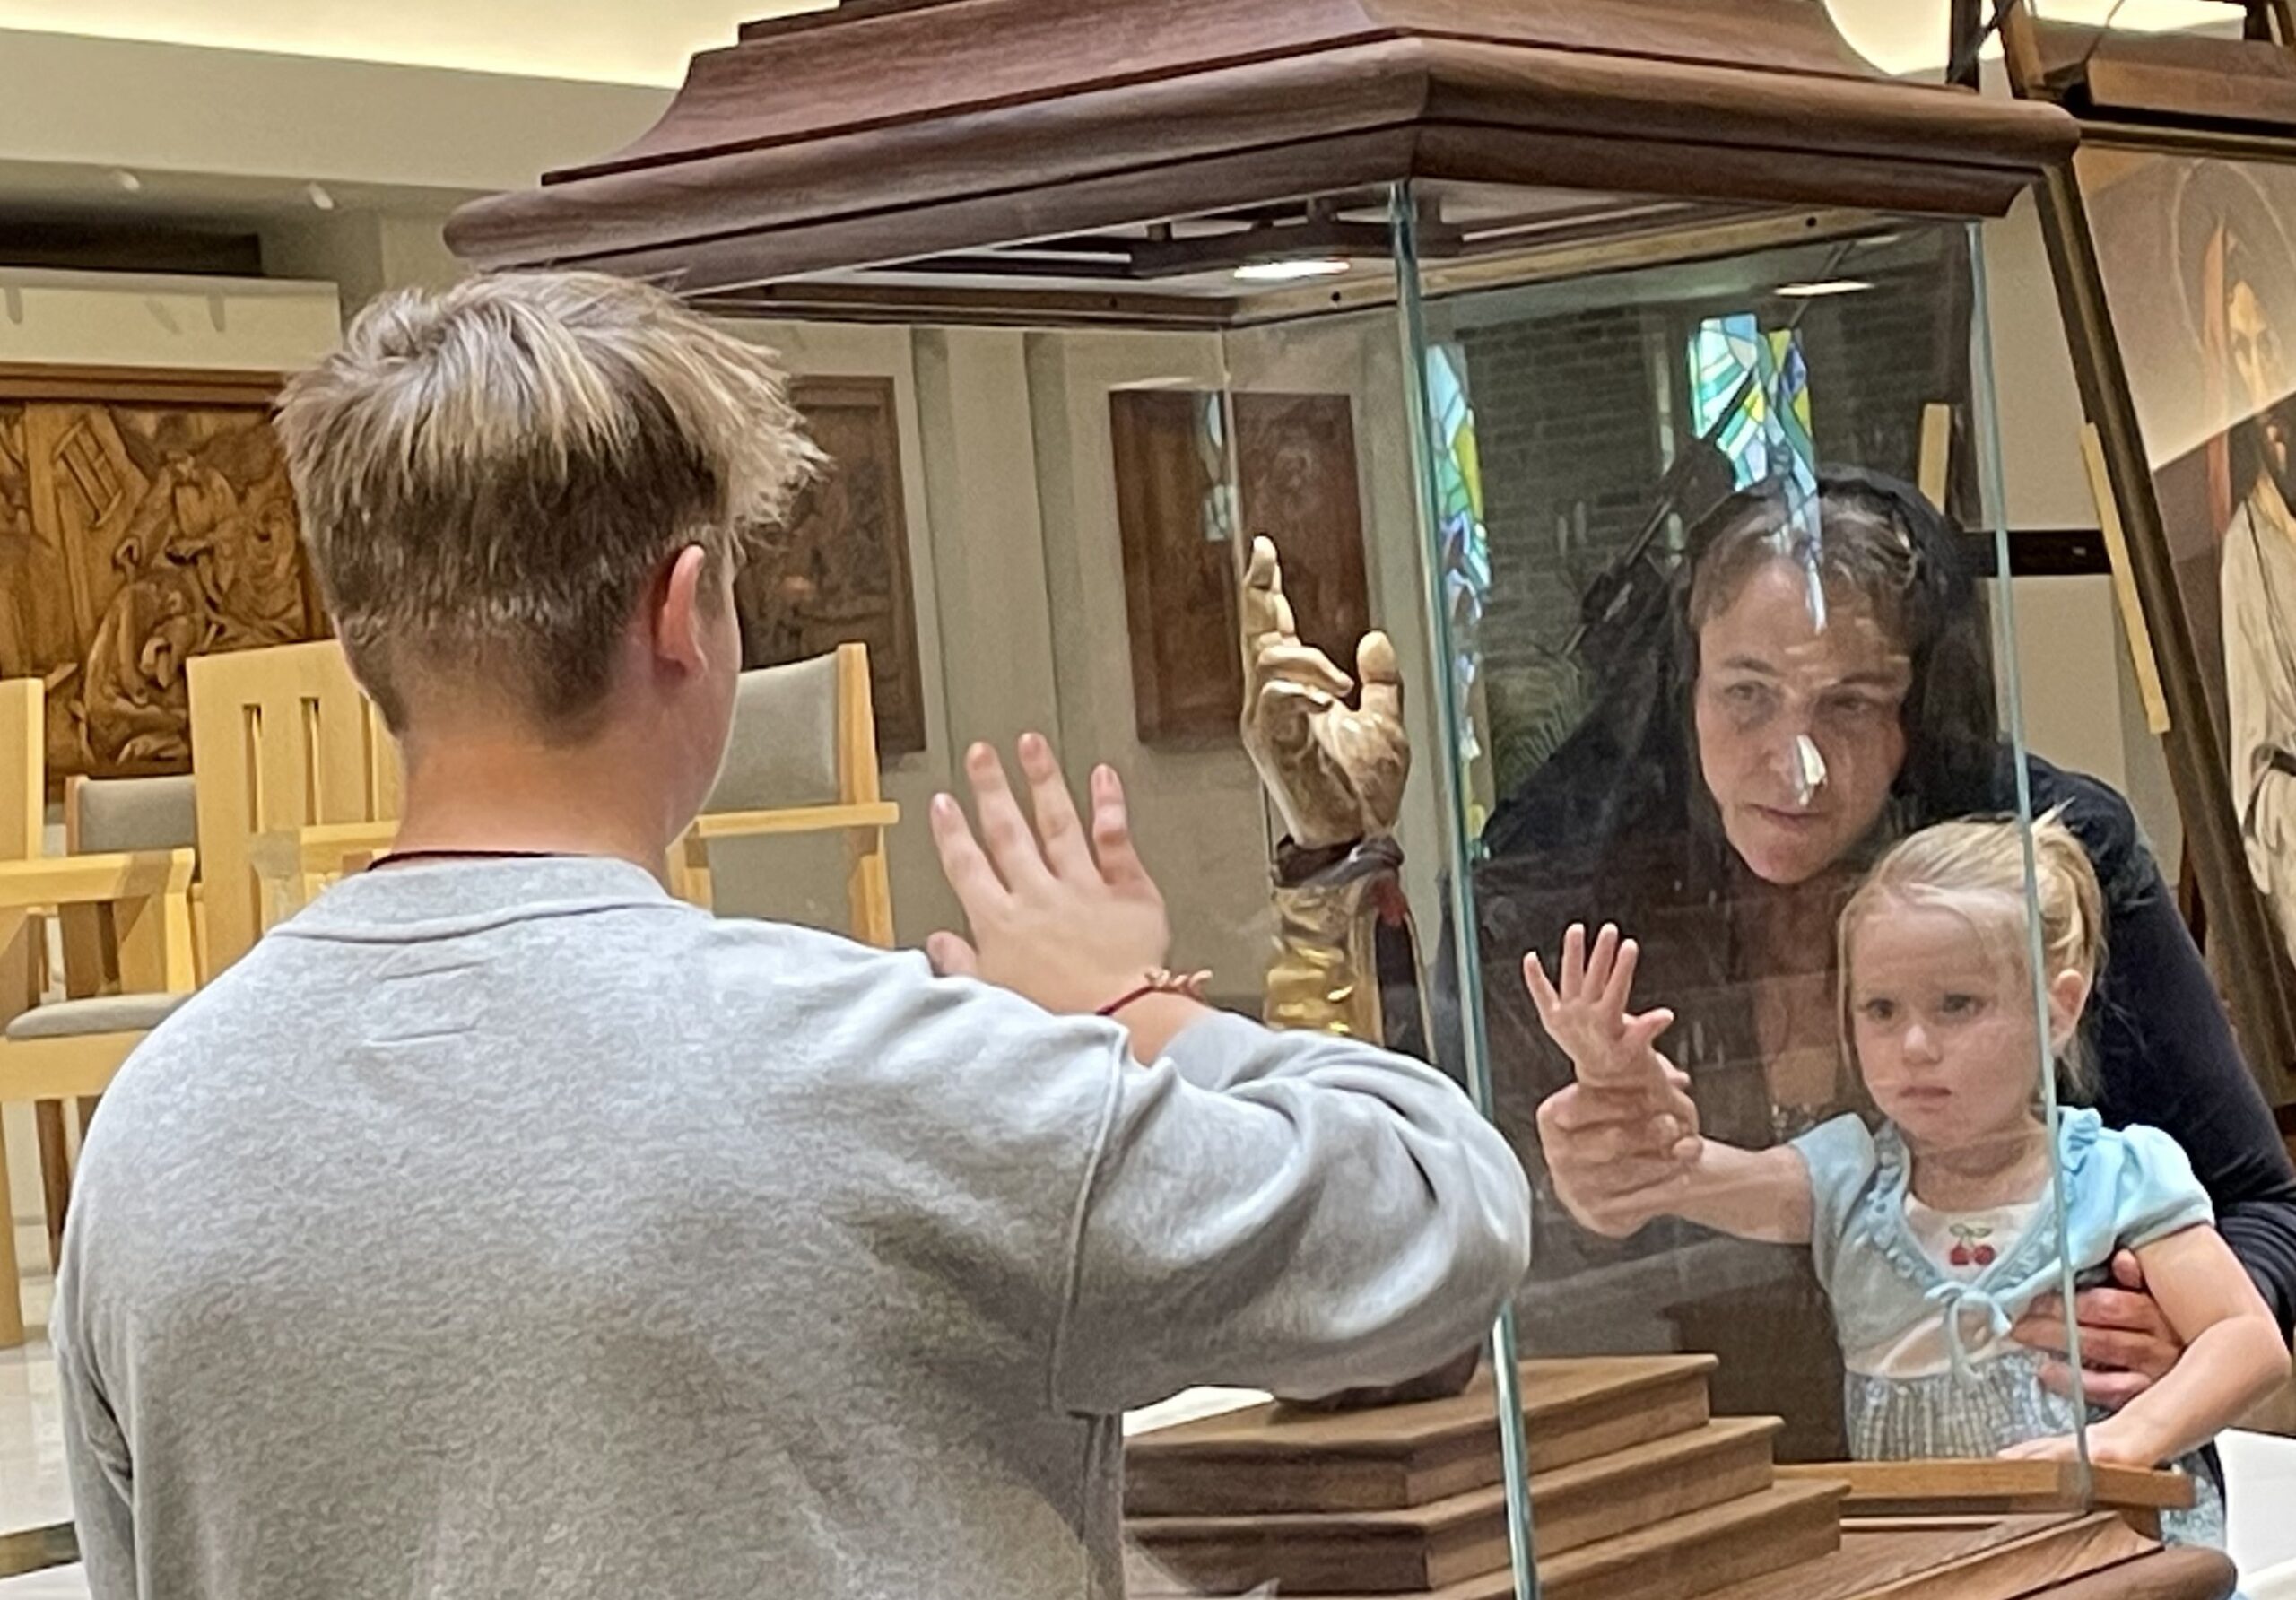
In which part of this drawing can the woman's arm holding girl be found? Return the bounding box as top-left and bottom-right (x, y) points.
(2005, 1221), (2286, 1466)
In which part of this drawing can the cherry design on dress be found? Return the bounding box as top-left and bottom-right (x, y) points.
(1946, 1222), (1998, 1269)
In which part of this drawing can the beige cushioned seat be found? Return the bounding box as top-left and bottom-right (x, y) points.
(4, 993), (187, 1041)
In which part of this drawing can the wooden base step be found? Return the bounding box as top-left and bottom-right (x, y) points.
(1774, 1458), (2194, 1531)
(1131, 1417), (1782, 1595)
(1126, 1356), (1718, 1517)
(1130, 1480), (1849, 1600)
(1543, 1478), (1848, 1600)
(1693, 1509), (2167, 1600)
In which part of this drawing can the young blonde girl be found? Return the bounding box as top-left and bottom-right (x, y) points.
(1527, 814), (2290, 1545)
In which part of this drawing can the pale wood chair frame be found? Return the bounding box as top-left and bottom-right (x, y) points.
(0, 680), (196, 1349)
(667, 643), (898, 947)
(185, 641), (402, 976)
(242, 643), (897, 948)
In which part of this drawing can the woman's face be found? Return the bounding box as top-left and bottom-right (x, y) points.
(1693, 557), (1913, 885)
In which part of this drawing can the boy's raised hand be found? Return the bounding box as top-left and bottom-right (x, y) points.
(926, 735), (1170, 1019)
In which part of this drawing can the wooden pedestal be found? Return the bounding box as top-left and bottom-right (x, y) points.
(1126, 1357), (1845, 1600)
(1127, 1356), (1718, 1517)
(1125, 1359), (2224, 1600)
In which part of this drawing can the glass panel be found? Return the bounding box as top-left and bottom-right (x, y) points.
(715, 193), (1534, 1599)
(711, 166), (2233, 1595)
(1391, 196), (2135, 1574)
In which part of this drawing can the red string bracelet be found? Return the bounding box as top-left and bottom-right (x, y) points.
(1096, 968), (1213, 1017)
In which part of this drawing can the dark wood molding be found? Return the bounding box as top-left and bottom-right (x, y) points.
(448, 0), (2076, 293)
(0, 363), (285, 406)
(646, 0), (1892, 184)
(2014, 15), (2296, 134)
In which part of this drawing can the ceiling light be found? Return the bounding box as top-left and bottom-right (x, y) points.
(1775, 279), (1874, 299)
(1233, 258), (1351, 283)
(110, 169), (143, 194)
(306, 183), (337, 212)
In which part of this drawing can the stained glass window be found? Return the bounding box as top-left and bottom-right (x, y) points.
(1422, 340), (1506, 839)
(1690, 313), (1816, 500)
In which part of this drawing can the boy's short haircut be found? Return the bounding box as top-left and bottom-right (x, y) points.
(276, 271), (820, 733)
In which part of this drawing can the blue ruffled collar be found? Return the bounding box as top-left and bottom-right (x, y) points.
(1852, 1108), (2102, 1380)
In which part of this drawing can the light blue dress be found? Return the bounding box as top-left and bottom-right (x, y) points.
(1792, 1108), (2225, 1546)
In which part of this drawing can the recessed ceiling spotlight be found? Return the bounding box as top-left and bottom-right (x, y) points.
(1776, 279), (1874, 299)
(1233, 258), (1352, 283)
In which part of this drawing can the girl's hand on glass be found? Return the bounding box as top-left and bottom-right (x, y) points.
(1524, 923), (1677, 1091)
(2011, 1249), (2186, 1410)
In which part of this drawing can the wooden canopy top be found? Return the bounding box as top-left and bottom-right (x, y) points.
(445, 0), (2077, 295)
(2007, 13), (2296, 135)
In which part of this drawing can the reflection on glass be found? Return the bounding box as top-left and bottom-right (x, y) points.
(785, 171), (2291, 1596)
(1425, 339), (1497, 834)
(1689, 313), (1817, 497)
(1379, 212), (2288, 1563)
(1407, 223), (2098, 1480)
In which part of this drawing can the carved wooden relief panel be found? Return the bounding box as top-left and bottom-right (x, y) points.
(0, 369), (325, 783)
(1109, 389), (1370, 746)
(738, 376), (926, 754)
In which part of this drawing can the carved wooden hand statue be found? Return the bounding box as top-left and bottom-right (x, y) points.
(1245, 537), (1481, 1413)
(1239, 537), (1411, 848)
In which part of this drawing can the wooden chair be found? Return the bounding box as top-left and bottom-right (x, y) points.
(27, 771), (204, 1265)
(668, 643), (898, 946)
(0, 680), (196, 1348)
(185, 640), (401, 977)
(185, 640), (894, 945)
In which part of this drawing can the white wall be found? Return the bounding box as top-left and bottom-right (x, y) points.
(0, 27), (667, 196)
(0, 266), (341, 370)
(0, 4), (813, 87)
(1981, 199), (2184, 865)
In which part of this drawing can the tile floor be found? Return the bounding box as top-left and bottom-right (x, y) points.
(2, 1238), (85, 1599)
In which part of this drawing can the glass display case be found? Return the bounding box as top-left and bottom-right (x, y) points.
(450, 4), (2266, 1595)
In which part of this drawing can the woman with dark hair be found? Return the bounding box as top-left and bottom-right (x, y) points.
(1246, 468), (2296, 1446)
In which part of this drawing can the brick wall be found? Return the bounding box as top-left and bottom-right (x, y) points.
(1455, 265), (1957, 789)
(1458, 306), (1665, 683)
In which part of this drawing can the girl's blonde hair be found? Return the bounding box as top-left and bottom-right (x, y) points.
(1837, 810), (2106, 1098)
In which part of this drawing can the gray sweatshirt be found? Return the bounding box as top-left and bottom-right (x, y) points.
(53, 858), (1530, 1600)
